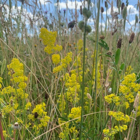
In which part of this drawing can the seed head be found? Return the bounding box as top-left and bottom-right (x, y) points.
(87, 93), (92, 100)
(117, 38), (122, 48)
(101, 7), (104, 13)
(121, 3), (125, 10)
(105, 1), (108, 8)
(80, 5), (82, 15)
(129, 32), (135, 44)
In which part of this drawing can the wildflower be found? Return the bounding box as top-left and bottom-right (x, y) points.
(25, 102), (31, 110)
(77, 39), (83, 51)
(68, 106), (81, 122)
(28, 103), (50, 130)
(52, 54), (60, 65)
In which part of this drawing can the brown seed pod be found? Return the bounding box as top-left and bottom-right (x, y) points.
(101, 7), (104, 13)
(34, 112), (38, 118)
(129, 32), (135, 44)
(121, 3), (125, 10)
(80, 5), (82, 15)
(117, 38), (122, 48)
(100, 35), (105, 40)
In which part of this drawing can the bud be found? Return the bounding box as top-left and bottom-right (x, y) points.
(133, 93), (140, 109)
(87, 93), (92, 100)
(129, 32), (135, 44)
(100, 35), (105, 40)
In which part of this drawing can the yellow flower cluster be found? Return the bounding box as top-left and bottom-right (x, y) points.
(103, 72), (140, 139)
(58, 118), (79, 140)
(105, 93), (120, 106)
(77, 39), (83, 51)
(64, 73), (80, 104)
(58, 94), (66, 113)
(53, 52), (72, 73)
(39, 28), (62, 54)
(7, 58), (28, 89)
(119, 73), (140, 103)
(108, 111), (130, 123)
(68, 106), (81, 122)
(52, 54), (60, 65)
(125, 65), (133, 75)
(28, 102), (50, 133)
(1, 58), (29, 117)
(103, 125), (127, 139)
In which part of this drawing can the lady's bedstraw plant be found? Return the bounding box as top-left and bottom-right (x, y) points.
(103, 72), (140, 140)
(0, 58), (30, 138)
(0, 58), (50, 138)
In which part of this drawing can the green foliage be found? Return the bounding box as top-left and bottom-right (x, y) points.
(99, 40), (109, 50)
(115, 49), (121, 65)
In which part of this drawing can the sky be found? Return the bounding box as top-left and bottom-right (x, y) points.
(0, 0), (139, 35)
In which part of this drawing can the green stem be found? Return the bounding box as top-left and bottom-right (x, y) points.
(80, 19), (87, 140)
(93, 0), (100, 139)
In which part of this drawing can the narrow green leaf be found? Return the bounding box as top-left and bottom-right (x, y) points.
(99, 40), (109, 50)
(115, 49), (121, 65)
(119, 63), (125, 74)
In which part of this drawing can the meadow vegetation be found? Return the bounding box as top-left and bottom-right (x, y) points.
(0, 0), (140, 140)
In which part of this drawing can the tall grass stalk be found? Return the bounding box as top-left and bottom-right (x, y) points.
(93, 0), (100, 139)
(79, 18), (87, 140)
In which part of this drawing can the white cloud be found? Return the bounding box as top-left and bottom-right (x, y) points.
(127, 5), (138, 15)
(103, 6), (118, 15)
(54, 0), (94, 9)
(130, 20), (135, 25)
(87, 18), (95, 24)
(103, 5), (138, 15)
(1, 5), (44, 27)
